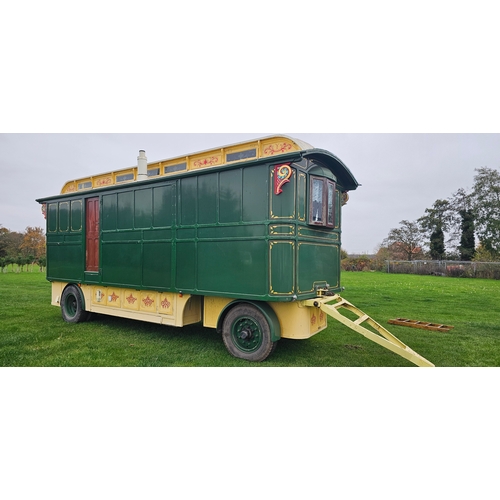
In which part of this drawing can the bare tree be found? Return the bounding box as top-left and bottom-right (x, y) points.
(382, 220), (425, 261)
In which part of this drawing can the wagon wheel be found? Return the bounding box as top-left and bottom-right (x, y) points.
(61, 285), (90, 323)
(222, 304), (276, 362)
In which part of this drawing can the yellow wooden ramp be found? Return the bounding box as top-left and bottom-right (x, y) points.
(304, 295), (435, 367)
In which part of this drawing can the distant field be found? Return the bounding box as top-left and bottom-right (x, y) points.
(0, 270), (498, 367)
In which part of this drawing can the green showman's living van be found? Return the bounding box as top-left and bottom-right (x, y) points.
(37, 135), (433, 366)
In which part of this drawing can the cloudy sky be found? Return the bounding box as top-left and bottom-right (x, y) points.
(2, 2), (499, 256)
(1, 133), (499, 254)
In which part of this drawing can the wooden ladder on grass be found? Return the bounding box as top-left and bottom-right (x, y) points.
(304, 295), (435, 367)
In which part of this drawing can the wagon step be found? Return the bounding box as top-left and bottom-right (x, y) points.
(388, 318), (454, 332)
(304, 295), (435, 367)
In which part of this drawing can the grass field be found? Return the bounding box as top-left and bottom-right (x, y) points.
(0, 270), (498, 367)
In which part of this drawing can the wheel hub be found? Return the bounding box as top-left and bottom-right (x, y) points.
(239, 327), (253, 340)
(232, 317), (262, 352)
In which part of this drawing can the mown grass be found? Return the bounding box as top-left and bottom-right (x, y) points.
(0, 271), (498, 367)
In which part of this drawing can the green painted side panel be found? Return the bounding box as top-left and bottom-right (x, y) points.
(219, 169), (242, 223)
(270, 241), (295, 295)
(197, 172), (218, 225)
(176, 241), (196, 290)
(153, 185), (175, 228)
(176, 228), (196, 239)
(101, 241), (142, 286)
(298, 227), (339, 241)
(180, 176), (197, 226)
(46, 239), (83, 281)
(84, 272), (100, 283)
(47, 203), (58, 232)
(59, 202), (70, 232)
(102, 194), (117, 231)
(143, 228), (172, 241)
(243, 165), (268, 222)
(142, 241), (172, 288)
(117, 191), (134, 230)
(102, 230), (142, 242)
(297, 242), (340, 293)
(197, 240), (267, 296)
(46, 198), (84, 281)
(71, 200), (83, 231)
(134, 188), (153, 228)
(198, 224), (267, 239)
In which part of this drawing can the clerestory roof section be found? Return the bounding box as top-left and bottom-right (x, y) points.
(57, 135), (314, 195)
(303, 149), (360, 191)
(51, 135), (359, 196)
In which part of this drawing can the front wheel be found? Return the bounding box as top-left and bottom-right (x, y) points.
(222, 304), (277, 362)
(61, 285), (89, 323)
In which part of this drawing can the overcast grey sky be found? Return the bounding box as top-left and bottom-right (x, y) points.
(1, 133), (498, 254)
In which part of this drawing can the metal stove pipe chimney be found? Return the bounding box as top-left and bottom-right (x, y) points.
(137, 150), (148, 181)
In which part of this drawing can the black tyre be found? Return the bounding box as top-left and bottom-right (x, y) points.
(61, 285), (89, 323)
(222, 304), (276, 362)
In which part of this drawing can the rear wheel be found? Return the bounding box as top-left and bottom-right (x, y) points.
(61, 285), (89, 323)
(222, 304), (276, 362)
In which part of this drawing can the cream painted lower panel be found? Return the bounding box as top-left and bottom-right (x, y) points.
(90, 304), (167, 325)
(51, 282), (65, 306)
(78, 284), (201, 327)
(203, 296), (234, 329)
(270, 301), (327, 339)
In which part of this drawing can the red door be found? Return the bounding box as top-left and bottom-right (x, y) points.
(86, 197), (100, 272)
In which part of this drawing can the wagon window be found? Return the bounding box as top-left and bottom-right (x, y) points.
(311, 177), (324, 224)
(309, 176), (336, 228)
(327, 181), (335, 226)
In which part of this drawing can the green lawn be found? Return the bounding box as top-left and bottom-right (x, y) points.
(0, 270), (498, 366)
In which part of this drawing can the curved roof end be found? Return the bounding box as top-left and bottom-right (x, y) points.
(303, 149), (360, 191)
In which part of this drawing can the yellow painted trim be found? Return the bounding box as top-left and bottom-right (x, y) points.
(93, 173), (115, 189)
(59, 135), (312, 194)
(52, 282), (201, 327)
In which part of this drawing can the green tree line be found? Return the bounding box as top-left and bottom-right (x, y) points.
(380, 167), (500, 262)
(0, 225), (46, 272)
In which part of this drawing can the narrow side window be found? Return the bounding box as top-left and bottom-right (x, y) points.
(309, 176), (324, 225)
(309, 177), (336, 228)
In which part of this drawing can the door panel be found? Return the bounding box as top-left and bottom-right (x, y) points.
(86, 197), (100, 272)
